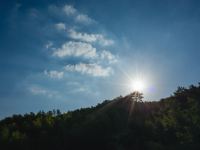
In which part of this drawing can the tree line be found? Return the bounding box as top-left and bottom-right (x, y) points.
(1, 84), (200, 150)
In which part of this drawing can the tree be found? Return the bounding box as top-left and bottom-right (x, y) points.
(174, 86), (186, 96)
(130, 91), (144, 102)
(0, 127), (9, 141)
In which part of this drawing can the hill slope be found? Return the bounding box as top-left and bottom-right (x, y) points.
(1, 84), (200, 150)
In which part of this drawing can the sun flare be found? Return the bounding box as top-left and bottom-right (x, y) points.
(130, 78), (146, 92)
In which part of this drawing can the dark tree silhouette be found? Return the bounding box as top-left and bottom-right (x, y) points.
(1, 84), (200, 150)
(126, 91), (144, 102)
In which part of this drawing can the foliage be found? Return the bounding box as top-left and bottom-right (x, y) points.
(1, 84), (200, 149)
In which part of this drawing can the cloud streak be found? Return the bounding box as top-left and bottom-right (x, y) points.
(62, 4), (94, 24)
(75, 14), (94, 24)
(100, 50), (117, 64)
(44, 70), (64, 79)
(55, 23), (66, 31)
(64, 63), (113, 77)
(28, 85), (58, 98)
(68, 29), (114, 46)
(53, 41), (97, 58)
(63, 5), (77, 15)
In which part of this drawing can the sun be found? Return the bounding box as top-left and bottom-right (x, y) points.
(130, 78), (146, 92)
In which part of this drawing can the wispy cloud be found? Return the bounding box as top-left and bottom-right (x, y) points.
(75, 14), (94, 24)
(50, 4), (94, 25)
(55, 22), (66, 31)
(44, 70), (64, 79)
(65, 81), (89, 93)
(53, 41), (97, 58)
(28, 85), (58, 98)
(68, 29), (114, 46)
(100, 50), (117, 63)
(63, 5), (77, 15)
(64, 63), (113, 77)
(68, 87), (87, 93)
(62, 4), (94, 24)
(45, 41), (53, 49)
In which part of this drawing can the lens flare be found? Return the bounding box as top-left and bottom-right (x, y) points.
(130, 78), (146, 92)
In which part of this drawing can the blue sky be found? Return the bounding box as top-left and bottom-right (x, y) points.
(1, 0), (200, 119)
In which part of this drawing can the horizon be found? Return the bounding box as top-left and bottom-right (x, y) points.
(0, 0), (200, 119)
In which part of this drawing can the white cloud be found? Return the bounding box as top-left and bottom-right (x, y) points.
(100, 50), (117, 63)
(29, 86), (46, 95)
(53, 41), (97, 58)
(63, 5), (77, 15)
(45, 41), (53, 49)
(75, 14), (94, 24)
(63, 4), (94, 24)
(65, 81), (89, 93)
(46, 4), (118, 79)
(44, 70), (64, 79)
(68, 29), (97, 42)
(64, 63), (113, 77)
(52, 41), (117, 64)
(49, 4), (94, 25)
(69, 87), (87, 93)
(55, 22), (66, 30)
(68, 29), (114, 46)
(28, 85), (58, 98)
(98, 37), (114, 46)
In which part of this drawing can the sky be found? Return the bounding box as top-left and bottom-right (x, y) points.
(0, 0), (200, 119)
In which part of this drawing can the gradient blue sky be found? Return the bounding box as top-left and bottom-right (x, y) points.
(1, 0), (200, 119)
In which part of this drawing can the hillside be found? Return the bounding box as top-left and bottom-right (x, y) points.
(1, 84), (200, 150)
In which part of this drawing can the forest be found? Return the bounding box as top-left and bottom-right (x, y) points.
(1, 84), (200, 150)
